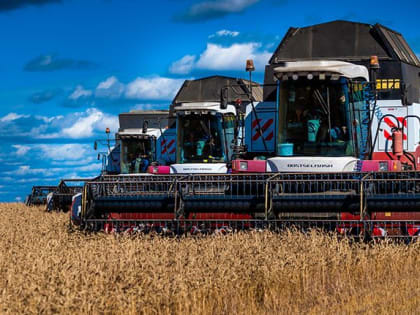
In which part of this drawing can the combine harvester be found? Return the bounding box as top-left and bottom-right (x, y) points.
(159, 76), (262, 174)
(78, 77), (262, 230)
(45, 180), (85, 212)
(25, 186), (57, 206)
(78, 21), (420, 238)
(71, 110), (177, 226)
(45, 110), (174, 214)
(45, 128), (117, 212)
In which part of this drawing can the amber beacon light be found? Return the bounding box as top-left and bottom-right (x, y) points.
(246, 59), (255, 72)
(370, 55), (380, 69)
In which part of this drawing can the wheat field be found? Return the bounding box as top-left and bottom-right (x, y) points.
(0, 203), (419, 314)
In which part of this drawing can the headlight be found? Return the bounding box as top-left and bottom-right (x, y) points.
(239, 161), (248, 171)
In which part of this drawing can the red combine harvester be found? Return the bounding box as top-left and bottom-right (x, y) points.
(77, 21), (420, 238)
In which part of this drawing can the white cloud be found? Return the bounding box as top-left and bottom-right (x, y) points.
(87, 75), (187, 101)
(131, 103), (167, 111)
(0, 113), (30, 122)
(95, 76), (125, 99)
(50, 157), (95, 166)
(170, 42), (271, 74)
(69, 85), (92, 100)
(34, 115), (63, 123)
(12, 145), (30, 156)
(9, 143), (96, 165)
(209, 29), (240, 38)
(37, 144), (91, 161)
(5, 163), (100, 178)
(61, 108), (118, 139)
(196, 42), (270, 71)
(125, 77), (185, 100)
(12, 165), (46, 176)
(14, 108), (119, 140)
(169, 55), (197, 75)
(77, 163), (101, 172)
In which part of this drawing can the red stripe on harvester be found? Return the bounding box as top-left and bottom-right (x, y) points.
(252, 119), (261, 129)
(252, 119), (274, 141)
(384, 117), (396, 128)
(265, 131), (274, 141)
(261, 118), (274, 131)
(397, 117), (407, 127)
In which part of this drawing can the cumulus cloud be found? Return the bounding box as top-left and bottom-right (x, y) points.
(0, 108), (118, 140)
(175, 0), (260, 22)
(12, 145), (30, 156)
(209, 29), (240, 38)
(63, 85), (93, 107)
(170, 42), (271, 74)
(37, 144), (92, 161)
(0, 0), (61, 12)
(2, 143), (102, 189)
(196, 42), (270, 70)
(24, 54), (96, 72)
(95, 76), (125, 99)
(69, 85), (92, 100)
(11, 165), (46, 176)
(169, 55), (197, 75)
(130, 103), (168, 111)
(0, 113), (30, 122)
(64, 76), (186, 105)
(9, 144), (94, 165)
(124, 77), (185, 100)
(61, 108), (118, 139)
(5, 163), (100, 178)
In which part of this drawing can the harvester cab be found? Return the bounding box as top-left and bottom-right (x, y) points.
(117, 110), (175, 174)
(168, 76), (262, 174)
(266, 60), (369, 172)
(25, 185), (57, 206)
(233, 20), (420, 173)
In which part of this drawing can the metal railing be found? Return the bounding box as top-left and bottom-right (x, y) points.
(79, 171), (420, 237)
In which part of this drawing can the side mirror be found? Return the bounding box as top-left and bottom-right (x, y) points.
(401, 83), (418, 106)
(221, 87), (228, 110)
(94, 141), (97, 150)
(142, 121), (148, 134)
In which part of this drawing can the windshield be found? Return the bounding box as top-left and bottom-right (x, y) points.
(120, 138), (154, 174)
(34, 188), (53, 197)
(278, 78), (355, 157)
(177, 113), (227, 163)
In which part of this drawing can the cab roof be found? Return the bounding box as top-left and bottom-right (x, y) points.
(172, 75), (263, 105)
(270, 20), (420, 67)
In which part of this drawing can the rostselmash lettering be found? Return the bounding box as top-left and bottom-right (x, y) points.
(287, 164), (334, 168)
(182, 168), (213, 171)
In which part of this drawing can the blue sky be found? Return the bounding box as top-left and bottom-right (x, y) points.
(1, 0), (419, 201)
